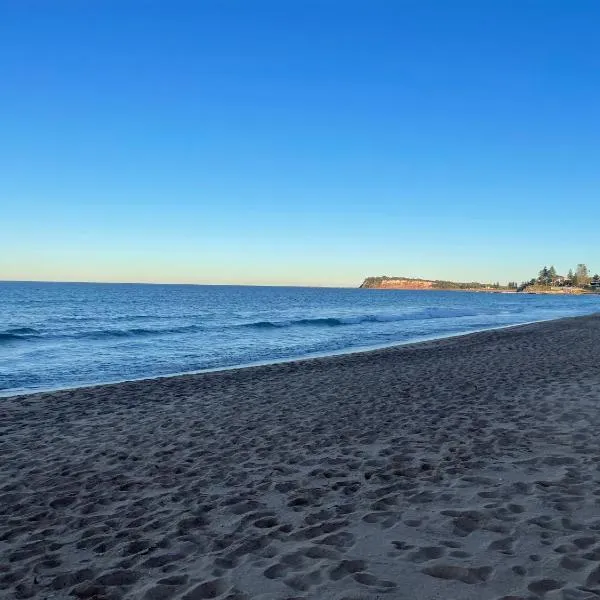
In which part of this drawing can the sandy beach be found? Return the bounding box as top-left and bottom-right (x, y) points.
(1, 314), (600, 600)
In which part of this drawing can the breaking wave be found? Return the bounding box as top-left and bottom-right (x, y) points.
(240, 308), (483, 329)
(0, 327), (41, 343)
(0, 308), (487, 344)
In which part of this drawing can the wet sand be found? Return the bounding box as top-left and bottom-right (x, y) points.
(1, 314), (600, 600)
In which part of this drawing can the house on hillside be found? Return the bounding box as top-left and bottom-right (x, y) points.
(552, 275), (572, 286)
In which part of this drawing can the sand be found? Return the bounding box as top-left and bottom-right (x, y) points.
(2, 314), (600, 600)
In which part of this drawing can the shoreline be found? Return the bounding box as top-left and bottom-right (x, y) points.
(3, 312), (597, 400)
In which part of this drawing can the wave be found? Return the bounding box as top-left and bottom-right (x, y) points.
(0, 325), (204, 343)
(6, 327), (40, 334)
(0, 333), (22, 343)
(0, 327), (41, 343)
(240, 308), (484, 330)
(0, 307), (506, 344)
(247, 318), (346, 328)
(79, 325), (205, 340)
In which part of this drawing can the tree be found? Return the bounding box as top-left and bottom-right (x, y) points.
(548, 265), (557, 282)
(538, 266), (550, 285)
(567, 268), (574, 282)
(575, 263), (590, 287)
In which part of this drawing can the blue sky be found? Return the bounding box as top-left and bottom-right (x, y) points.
(1, 1), (599, 286)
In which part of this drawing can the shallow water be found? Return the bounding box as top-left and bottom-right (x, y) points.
(1, 281), (599, 395)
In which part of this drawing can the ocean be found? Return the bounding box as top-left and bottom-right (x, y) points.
(1, 281), (599, 396)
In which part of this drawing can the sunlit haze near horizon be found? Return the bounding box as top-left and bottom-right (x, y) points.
(2, 1), (599, 286)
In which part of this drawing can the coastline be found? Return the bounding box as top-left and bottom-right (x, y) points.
(2, 313), (600, 599)
(3, 312), (597, 399)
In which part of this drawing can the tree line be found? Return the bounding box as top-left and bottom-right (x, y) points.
(522, 264), (600, 289)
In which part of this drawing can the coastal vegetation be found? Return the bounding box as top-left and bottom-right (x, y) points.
(361, 265), (600, 293)
(518, 264), (600, 292)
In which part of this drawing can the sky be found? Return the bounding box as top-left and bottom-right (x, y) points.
(1, 0), (599, 286)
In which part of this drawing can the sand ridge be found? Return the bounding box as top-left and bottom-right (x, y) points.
(1, 314), (600, 599)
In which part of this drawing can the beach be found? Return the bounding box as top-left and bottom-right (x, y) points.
(1, 314), (600, 600)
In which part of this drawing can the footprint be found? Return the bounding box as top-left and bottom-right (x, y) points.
(264, 563), (287, 580)
(143, 583), (183, 600)
(335, 503), (356, 516)
(292, 520), (348, 541)
(572, 537), (597, 550)
(449, 512), (484, 537)
(281, 551), (306, 570)
(527, 579), (564, 595)
(391, 541), (414, 552)
(558, 556), (586, 572)
(303, 545), (340, 560)
(423, 564), (493, 584)
(408, 546), (445, 563)
(352, 572), (397, 591)
(404, 518), (423, 527)
(318, 532), (355, 549)
(582, 547), (600, 561)
(449, 550), (471, 559)
(214, 556), (237, 570)
(304, 509), (334, 525)
(49, 495), (77, 509)
(371, 495), (398, 511)
(288, 497), (310, 508)
(585, 566), (600, 587)
(253, 517), (278, 529)
(142, 553), (185, 569)
(554, 544), (578, 554)
(229, 500), (261, 515)
(158, 575), (188, 585)
(122, 539), (152, 555)
(95, 569), (139, 586)
(182, 579), (228, 599)
(329, 560), (366, 581)
(284, 569), (322, 591)
(489, 537), (515, 555)
(362, 511), (398, 529)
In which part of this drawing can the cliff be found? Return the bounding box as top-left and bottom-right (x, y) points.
(360, 276), (505, 291)
(361, 277), (436, 289)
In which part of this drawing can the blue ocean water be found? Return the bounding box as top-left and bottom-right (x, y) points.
(1, 281), (599, 396)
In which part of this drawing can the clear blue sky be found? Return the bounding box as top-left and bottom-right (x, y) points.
(1, 1), (599, 286)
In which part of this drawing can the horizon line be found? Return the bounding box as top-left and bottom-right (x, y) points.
(0, 279), (357, 288)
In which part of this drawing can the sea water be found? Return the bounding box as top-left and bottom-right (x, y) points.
(1, 281), (599, 396)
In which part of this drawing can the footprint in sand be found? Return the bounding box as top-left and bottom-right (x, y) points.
(422, 564), (493, 584)
(488, 536), (515, 555)
(526, 578), (564, 595)
(362, 511), (398, 529)
(283, 569), (323, 592)
(407, 546), (446, 563)
(559, 555), (587, 572)
(328, 559), (366, 581)
(181, 578), (228, 599)
(352, 571), (397, 592)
